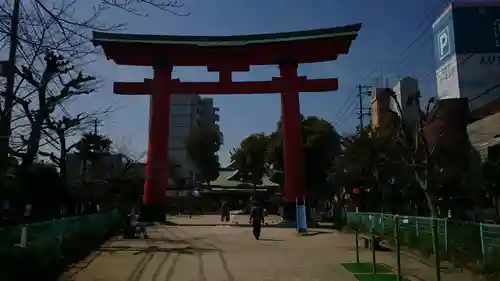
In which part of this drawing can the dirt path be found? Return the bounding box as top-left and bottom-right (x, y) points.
(58, 215), (479, 281)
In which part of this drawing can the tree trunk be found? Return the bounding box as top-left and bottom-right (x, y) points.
(424, 191), (438, 218)
(58, 132), (67, 183)
(415, 170), (438, 217)
(21, 122), (43, 170)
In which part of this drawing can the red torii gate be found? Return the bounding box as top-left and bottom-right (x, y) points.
(93, 23), (362, 221)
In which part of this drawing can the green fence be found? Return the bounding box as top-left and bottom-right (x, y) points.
(0, 211), (121, 250)
(0, 211), (123, 280)
(344, 211), (500, 265)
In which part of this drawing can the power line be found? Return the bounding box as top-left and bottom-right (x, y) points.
(393, 0), (450, 71)
(333, 2), (448, 130)
(335, 98), (357, 126)
(334, 68), (378, 126)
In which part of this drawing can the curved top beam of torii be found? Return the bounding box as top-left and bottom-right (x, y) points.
(92, 23), (362, 67)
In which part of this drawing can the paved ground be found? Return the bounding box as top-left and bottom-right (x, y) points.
(59, 214), (479, 281)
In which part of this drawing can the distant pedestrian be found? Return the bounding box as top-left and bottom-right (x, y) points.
(220, 200), (230, 222)
(250, 201), (265, 240)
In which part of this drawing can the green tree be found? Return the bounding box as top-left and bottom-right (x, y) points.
(267, 116), (341, 200)
(185, 125), (223, 184)
(339, 130), (411, 213)
(230, 133), (270, 186)
(20, 162), (68, 219)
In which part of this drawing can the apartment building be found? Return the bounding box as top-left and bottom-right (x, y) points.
(371, 88), (394, 135)
(370, 77), (421, 136)
(389, 77), (421, 126)
(169, 95), (219, 182)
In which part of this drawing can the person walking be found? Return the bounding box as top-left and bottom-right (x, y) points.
(220, 200), (230, 222)
(249, 201), (265, 240)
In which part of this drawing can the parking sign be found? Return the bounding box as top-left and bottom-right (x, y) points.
(438, 27), (450, 60)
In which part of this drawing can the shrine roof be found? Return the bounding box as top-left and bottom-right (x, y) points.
(93, 23), (361, 47)
(92, 23), (362, 66)
(210, 168), (279, 188)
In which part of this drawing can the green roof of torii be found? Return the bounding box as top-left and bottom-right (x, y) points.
(92, 23), (362, 47)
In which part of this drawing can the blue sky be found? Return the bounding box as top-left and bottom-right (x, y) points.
(64, 0), (494, 165)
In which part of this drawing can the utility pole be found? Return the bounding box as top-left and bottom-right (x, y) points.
(0, 0), (21, 162)
(93, 119), (99, 135)
(357, 84), (372, 134)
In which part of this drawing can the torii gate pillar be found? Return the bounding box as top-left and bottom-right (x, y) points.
(142, 65), (172, 221)
(279, 63), (306, 219)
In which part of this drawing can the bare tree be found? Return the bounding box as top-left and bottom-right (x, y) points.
(389, 91), (441, 217)
(0, 0), (188, 168)
(113, 137), (147, 177)
(9, 51), (95, 172)
(38, 109), (112, 182)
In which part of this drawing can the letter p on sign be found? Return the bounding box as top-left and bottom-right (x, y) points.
(438, 27), (450, 60)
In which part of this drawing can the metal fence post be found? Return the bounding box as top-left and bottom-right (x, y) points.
(394, 215), (401, 281)
(355, 224), (360, 263)
(444, 219), (448, 252)
(415, 218), (419, 237)
(371, 234), (377, 274)
(381, 214), (385, 234)
(480, 223), (486, 264)
(431, 218), (441, 281)
(371, 215), (375, 233)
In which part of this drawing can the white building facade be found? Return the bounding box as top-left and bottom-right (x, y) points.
(169, 95), (219, 182)
(390, 76), (421, 126)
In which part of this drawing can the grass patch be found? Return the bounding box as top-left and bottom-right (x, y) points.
(341, 262), (392, 274)
(354, 273), (409, 281)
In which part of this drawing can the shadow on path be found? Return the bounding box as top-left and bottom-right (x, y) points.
(162, 221), (286, 228)
(126, 252), (154, 281)
(258, 238), (285, 242)
(218, 252), (235, 281)
(300, 230), (335, 237)
(97, 245), (220, 254)
(164, 253), (180, 281)
(116, 237), (209, 244)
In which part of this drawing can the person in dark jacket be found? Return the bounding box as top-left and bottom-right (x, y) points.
(249, 201), (265, 240)
(220, 200), (230, 222)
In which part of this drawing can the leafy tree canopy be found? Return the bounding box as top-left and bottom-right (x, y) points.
(230, 133), (270, 186)
(185, 125), (223, 184)
(267, 116), (341, 187)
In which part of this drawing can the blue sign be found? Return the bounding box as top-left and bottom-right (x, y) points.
(433, 4), (500, 114)
(433, 6), (456, 68)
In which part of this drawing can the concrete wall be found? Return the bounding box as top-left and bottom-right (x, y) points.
(390, 77), (421, 126)
(371, 88), (392, 134)
(468, 111), (500, 160)
(422, 98), (470, 174)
